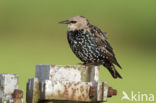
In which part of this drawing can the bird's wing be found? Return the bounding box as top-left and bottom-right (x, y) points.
(89, 24), (121, 68)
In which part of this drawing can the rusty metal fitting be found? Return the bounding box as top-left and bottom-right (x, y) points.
(89, 86), (96, 98)
(107, 87), (117, 97)
(12, 89), (23, 99)
(9, 89), (24, 103)
(26, 65), (119, 102)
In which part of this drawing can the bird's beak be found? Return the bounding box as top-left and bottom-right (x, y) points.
(58, 20), (70, 24)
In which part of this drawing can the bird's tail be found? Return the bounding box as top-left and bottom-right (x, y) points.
(104, 64), (122, 79)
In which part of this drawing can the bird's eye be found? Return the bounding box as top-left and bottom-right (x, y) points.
(70, 21), (77, 24)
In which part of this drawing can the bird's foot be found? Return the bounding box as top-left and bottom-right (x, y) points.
(83, 62), (97, 66)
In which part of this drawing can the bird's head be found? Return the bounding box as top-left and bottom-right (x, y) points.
(59, 16), (89, 31)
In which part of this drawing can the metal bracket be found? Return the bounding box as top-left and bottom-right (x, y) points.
(26, 64), (117, 103)
(0, 74), (23, 103)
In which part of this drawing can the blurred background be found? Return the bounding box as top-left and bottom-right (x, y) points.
(0, 0), (156, 102)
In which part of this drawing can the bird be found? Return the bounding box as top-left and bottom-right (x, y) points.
(59, 16), (122, 79)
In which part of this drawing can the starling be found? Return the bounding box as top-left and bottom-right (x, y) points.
(59, 16), (122, 79)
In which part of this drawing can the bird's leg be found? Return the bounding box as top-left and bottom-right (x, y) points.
(83, 62), (97, 66)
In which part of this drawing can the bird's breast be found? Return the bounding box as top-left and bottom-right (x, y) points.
(67, 30), (92, 48)
(67, 30), (101, 63)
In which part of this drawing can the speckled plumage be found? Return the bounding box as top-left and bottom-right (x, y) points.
(60, 16), (122, 79)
